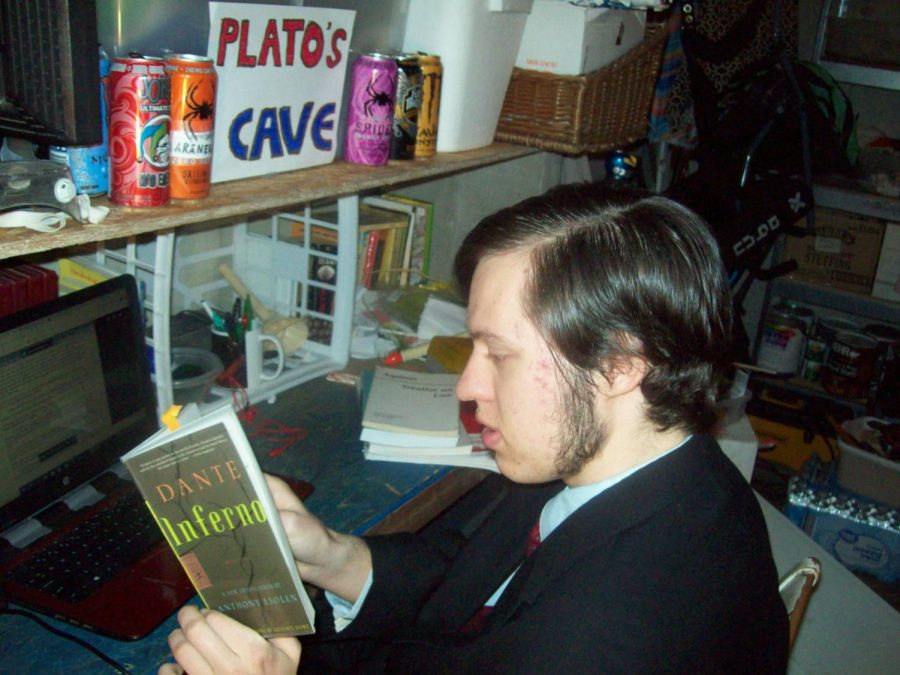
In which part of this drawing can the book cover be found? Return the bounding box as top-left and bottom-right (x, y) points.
(361, 366), (460, 437)
(121, 404), (315, 637)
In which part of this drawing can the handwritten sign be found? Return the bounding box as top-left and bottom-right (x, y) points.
(207, 2), (355, 183)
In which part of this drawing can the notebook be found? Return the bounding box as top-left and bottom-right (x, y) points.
(0, 274), (195, 640)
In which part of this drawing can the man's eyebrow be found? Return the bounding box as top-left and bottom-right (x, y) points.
(469, 329), (511, 346)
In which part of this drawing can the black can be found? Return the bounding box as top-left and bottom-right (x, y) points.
(390, 55), (422, 160)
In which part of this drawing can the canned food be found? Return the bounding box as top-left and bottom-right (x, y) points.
(167, 54), (217, 199)
(108, 55), (171, 207)
(344, 53), (397, 166)
(757, 305), (805, 374)
(822, 331), (879, 399)
(415, 54), (442, 158)
(800, 335), (828, 382)
(782, 302), (816, 334)
(390, 55), (422, 160)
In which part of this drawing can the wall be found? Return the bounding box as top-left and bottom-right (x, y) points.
(96, 0), (411, 60)
(94, 1), (563, 297)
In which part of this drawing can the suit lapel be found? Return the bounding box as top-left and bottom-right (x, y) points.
(491, 435), (719, 624)
(415, 479), (563, 631)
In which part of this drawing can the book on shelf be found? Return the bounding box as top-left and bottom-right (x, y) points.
(361, 366), (460, 438)
(382, 194), (434, 286)
(361, 196), (417, 288)
(121, 404), (315, 638)
(355, 203), (411, 289)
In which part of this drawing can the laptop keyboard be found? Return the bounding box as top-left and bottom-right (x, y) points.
(7, 490), (164, 604)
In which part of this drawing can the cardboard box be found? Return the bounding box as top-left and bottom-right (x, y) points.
(781, 208), (886, 294)
(514, 0), (646, 75)
(872, 221), (900, 303)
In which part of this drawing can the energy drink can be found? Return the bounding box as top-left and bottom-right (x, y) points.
(415, 54), (442, 158)
(108, 55), (171, 207)
(344, 53), (397, 166)
(49, 47), (110, 196)
(167, 54), (217, 199)
(390, 55), (422, 160)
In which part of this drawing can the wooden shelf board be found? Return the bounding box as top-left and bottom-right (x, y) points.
(1, 143), (538, 261)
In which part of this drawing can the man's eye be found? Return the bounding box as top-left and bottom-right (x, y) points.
(487, 353), (506, 364)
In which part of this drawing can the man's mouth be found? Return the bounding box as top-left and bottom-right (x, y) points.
(480, 425), (502, 450)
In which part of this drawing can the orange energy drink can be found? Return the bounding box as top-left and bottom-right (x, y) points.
(167, 54), (217, 199)
(415, 54), (442, 158)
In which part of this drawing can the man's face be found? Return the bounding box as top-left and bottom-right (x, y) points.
(457, 250), (603, 484)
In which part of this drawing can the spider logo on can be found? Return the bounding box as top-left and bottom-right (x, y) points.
(181, 82), (215, 141)
(363, 76), (394, 117)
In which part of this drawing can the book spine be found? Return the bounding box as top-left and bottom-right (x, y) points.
(377, 228), (396, 288)
(361, 229), (381, 289)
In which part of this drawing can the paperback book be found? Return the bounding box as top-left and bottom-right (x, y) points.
(121, 404), (315, 637)
(361, 366), (460, 438)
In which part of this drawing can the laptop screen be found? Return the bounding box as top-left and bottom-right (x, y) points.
(0, 274), (159, 534)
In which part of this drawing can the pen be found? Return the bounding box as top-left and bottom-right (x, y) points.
(383, 332), (468, 366)
(383, 340), (431, 366)
(201, 299), (228, 333)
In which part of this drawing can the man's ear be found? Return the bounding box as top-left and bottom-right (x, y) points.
(603, 356), (648, 398)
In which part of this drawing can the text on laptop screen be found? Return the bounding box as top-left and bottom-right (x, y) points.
(0, 276), (159, 533)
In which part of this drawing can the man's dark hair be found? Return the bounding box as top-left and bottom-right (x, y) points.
(454, 183), (733, 435)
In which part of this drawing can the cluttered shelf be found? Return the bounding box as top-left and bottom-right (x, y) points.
(0, 143), (537, 262)
(771, 278), (900, 325)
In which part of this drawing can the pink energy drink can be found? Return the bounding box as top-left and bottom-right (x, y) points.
(344, 53), (397, 166)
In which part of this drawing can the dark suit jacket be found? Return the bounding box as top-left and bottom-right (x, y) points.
(301, 435), (789, 674)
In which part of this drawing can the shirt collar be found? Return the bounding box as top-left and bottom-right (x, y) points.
(539, 435), (693, 540)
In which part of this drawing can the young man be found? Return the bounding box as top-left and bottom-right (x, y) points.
(161, 185), (788, 674)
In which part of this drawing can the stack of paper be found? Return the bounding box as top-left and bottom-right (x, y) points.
(360, 367), (498, 472)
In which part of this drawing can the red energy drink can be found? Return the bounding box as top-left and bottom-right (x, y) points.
(167, 54), (217, 199)
(416, 54), (442, 158)
(108, 55), (171, 206)
(344, 53), (397, 166)
(390, 55), (422, 160)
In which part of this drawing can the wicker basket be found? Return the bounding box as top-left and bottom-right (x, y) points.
(495, 24), (667, 155)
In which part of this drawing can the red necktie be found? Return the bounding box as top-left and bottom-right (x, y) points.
(461, 519), (541, 634)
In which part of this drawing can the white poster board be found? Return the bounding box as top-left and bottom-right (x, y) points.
(207, 2), (355, 183)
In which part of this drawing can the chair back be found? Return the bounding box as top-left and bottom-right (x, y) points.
(778, 556), (822, 652)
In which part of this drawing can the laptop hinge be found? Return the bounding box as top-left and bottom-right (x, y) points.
(2, 518), (51, 549)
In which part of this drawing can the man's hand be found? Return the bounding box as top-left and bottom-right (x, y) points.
(158, 605), (300, 675)
(266, 474), (372, 604)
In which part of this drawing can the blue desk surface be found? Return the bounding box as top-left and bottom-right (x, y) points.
(0, 377), (470, 674)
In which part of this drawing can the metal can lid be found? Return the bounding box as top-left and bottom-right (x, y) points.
(818, 316), (858, 335)
(833, 330), (879, 351)
(165, 54), (215, 65)
(864, 323), (900, 345)
(767, 304), (804, 327)
(361, 52), (397, 62)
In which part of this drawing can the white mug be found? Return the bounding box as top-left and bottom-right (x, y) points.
(245, 327), (285, 388)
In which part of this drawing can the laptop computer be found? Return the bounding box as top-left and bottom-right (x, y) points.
(0, 274), (195, 640)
